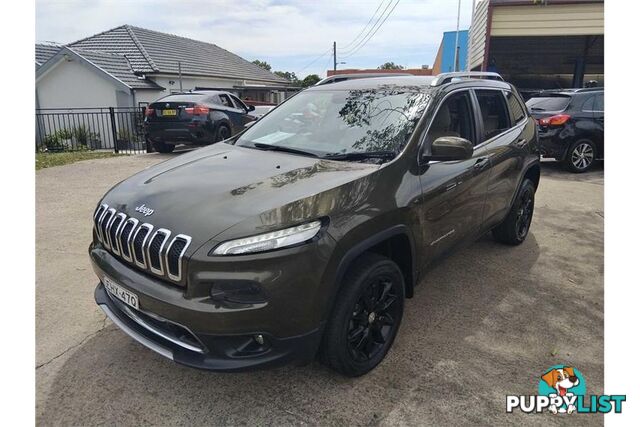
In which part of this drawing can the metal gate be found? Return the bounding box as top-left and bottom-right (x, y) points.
(35, 107), (151, 154)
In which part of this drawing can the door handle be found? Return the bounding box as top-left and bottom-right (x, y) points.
(474, 157), (489, 169)
(515, 138), (527, 148)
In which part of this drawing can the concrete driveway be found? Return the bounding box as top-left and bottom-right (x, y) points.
(36, 153), (604, 425)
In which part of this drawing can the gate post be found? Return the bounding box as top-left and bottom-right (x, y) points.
(109, 107), (119, 153)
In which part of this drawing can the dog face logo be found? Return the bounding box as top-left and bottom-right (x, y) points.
(538, 366), (585, 414)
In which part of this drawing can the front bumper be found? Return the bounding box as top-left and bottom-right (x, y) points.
(95, 283), (322, 371)
(89, 230), (335, 371)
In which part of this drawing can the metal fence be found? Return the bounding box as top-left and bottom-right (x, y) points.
(35, 107), (151, 154)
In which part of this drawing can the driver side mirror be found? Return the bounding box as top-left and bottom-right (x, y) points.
(421, 136), (474, 162)
(246, 104), (256, 112)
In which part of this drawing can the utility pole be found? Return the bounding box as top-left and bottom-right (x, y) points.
(333, 41), (337, 72)
(453, 0), (461, 72)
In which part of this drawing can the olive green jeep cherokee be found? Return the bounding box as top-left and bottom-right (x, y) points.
(90, 72), (540, 376)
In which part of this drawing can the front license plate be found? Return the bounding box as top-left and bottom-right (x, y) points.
(103, 276), (139, 310)
(161, 109), (177, 116)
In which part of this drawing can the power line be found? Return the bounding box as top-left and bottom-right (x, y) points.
(339, 0), (394, 55)
(341, 0), (401, 59)
(296, 47), (333, 75)
(339, 0), (388, 51)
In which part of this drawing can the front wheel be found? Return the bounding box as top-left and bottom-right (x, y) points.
(492, 178), (535, 245)
(321, 253), (404, 377)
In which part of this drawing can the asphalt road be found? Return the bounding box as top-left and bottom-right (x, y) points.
(36, 153), (604, 425)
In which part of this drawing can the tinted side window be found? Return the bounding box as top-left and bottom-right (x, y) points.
(219, 94), (233, 107)
(505, 91), (526, 123)
(582, 95), (595, 111)
(475, 90), (510, 140)
(594, 94), (604, 112)
(230, 95), (247, 111)
(427, 91), (475, 144)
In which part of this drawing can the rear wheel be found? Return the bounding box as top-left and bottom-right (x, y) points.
(492, 178), (535, 245)
(152, 141), (175, 153)
(215, 124), (231, 142)
(564, 140), (596, 173)
(321, 253), (404, 377)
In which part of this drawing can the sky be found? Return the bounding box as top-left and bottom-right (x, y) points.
(36, 0), (474, 79)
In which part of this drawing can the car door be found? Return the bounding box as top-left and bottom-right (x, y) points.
(417, 89), (491, 260)
(218, 94), (245, 134)
(473, 89), (527, 227)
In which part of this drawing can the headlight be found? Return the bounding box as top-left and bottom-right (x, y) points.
(211, 220), (322, 255)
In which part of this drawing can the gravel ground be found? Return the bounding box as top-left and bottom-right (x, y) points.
(36, 152), (604, 425)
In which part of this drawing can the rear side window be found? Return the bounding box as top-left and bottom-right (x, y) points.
(219, 94), (233, 107)
(526, 95), (571, 112)
(594, 94), (604, 111)
(475, 90), (510, 140)
(505, 91), (526, 123)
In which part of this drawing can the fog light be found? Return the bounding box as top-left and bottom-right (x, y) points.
(255, 334), (265, 345)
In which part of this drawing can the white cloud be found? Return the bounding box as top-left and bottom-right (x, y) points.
(36, 0), (473, 77)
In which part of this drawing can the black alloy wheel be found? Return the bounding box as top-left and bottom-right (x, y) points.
(321, 253), (404, 377)
(347, 276), (401, 362)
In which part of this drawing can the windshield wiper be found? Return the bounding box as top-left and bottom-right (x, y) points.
(251, 142), (318, 158)
(323, 150), (397, 162)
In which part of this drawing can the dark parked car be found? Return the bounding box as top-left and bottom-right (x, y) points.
(145, 91), (256, 153)
(91, 72), (539, 376)
(526, 88), (604, 172)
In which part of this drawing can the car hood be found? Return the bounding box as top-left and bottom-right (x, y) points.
(100, 143), (378, 249)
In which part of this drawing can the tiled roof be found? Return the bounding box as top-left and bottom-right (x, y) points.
(36, 43), (62, 66)
(69, 48), (163, 90)
(70, 25), (289, 84)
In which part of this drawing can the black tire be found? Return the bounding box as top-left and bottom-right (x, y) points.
(321, 253), (405, 377)
(215, 124), (231, 142)
(152, 141), (175, 153)
(492, 178), (535, 245)
(564, 139), (596, 173)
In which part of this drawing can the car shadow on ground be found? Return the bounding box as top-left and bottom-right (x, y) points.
(37, 229), (602, 425)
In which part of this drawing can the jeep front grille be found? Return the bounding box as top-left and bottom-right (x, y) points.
(93, 204), (192, 284)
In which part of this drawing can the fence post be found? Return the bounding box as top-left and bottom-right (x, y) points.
(109, 107), (119, 153)
(142, 106), (152, 153)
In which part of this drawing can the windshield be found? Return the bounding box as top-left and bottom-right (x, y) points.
(235, 87), (430, 160)
(526, 95), (571, 112)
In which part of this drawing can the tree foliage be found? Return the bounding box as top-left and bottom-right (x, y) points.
(377, 62), (405, 70)
(252, 60), (272, 71)
(300, 74), (321, 88)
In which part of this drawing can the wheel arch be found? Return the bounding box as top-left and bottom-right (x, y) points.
(332, 225), (417, 302)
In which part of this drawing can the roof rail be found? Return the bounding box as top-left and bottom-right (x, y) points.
(430, 72), (504, 86)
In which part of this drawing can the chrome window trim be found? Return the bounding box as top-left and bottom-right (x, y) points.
(101, 208), (117, 250)
(132, 223), (154, 269)
(119, 217), (139, 262)
(165, 234), (192, 282)
(110, 213), (127, 256)
(146, 228), (171, 276)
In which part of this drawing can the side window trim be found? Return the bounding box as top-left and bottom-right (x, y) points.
(503, 89), (527, 125)
(417, 87), (480, 162)
(472, 87), (520, 146)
